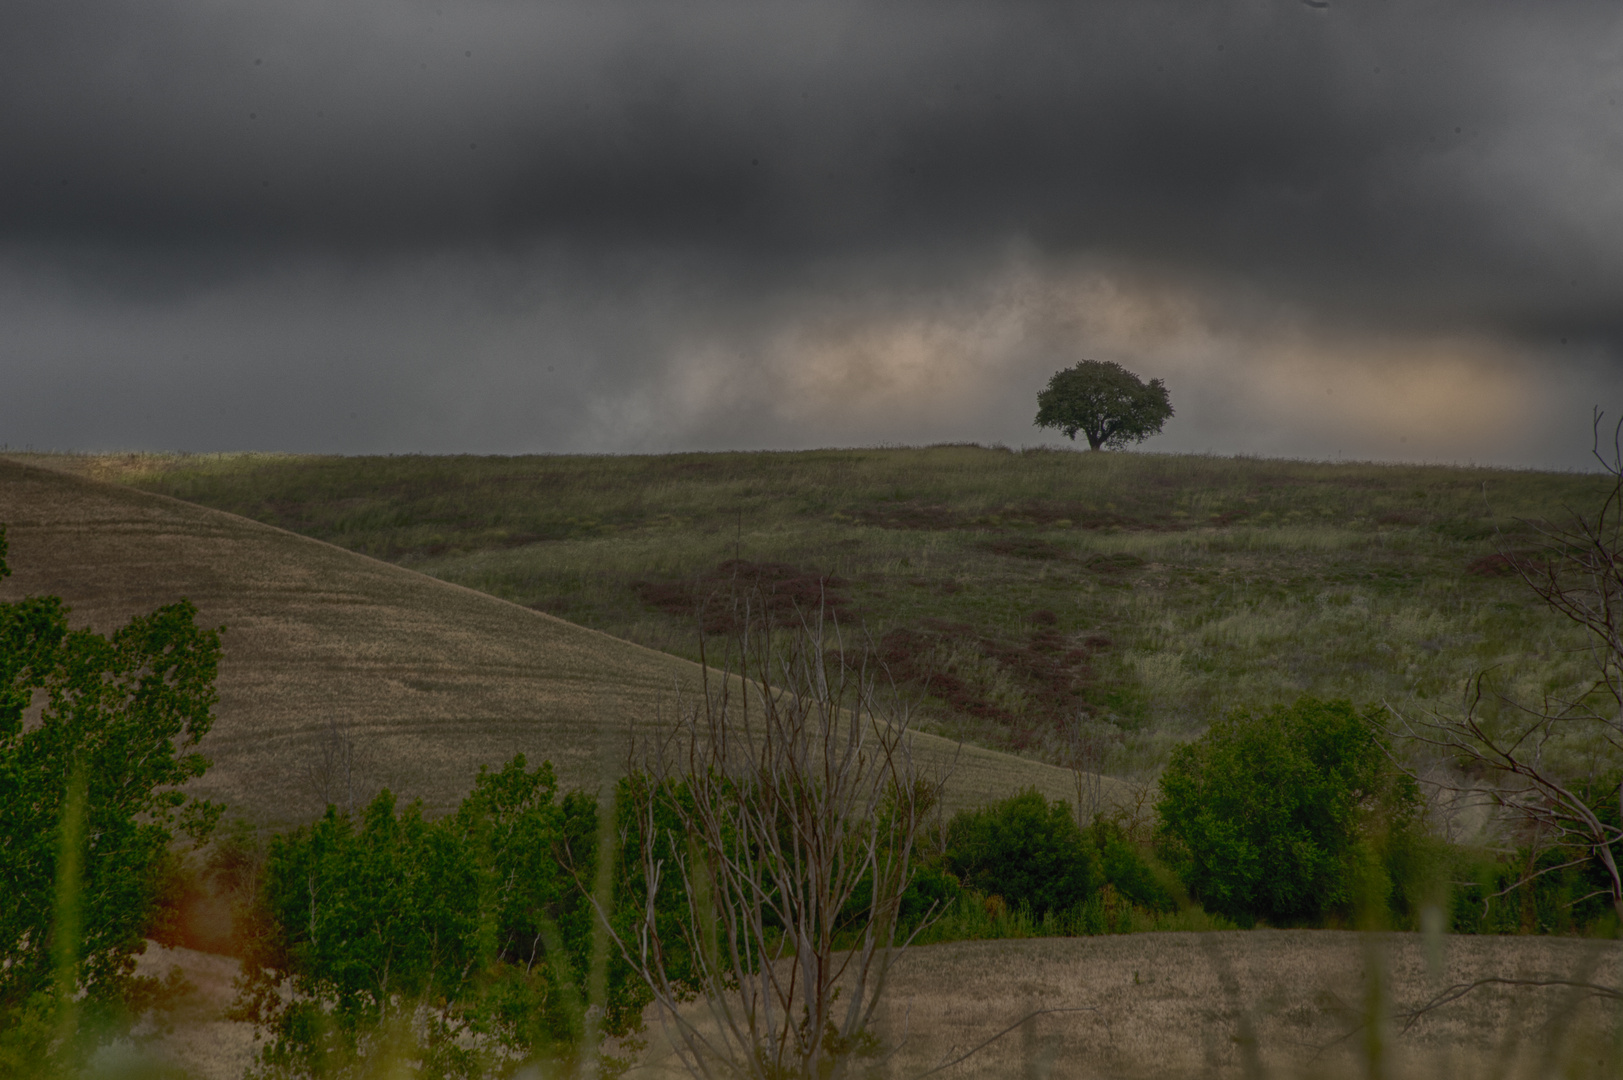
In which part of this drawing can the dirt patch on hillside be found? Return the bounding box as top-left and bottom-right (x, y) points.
(633, 559), (850, 635)
(878, 616), (1111, 749)
(1466, 550), (1542, 577)
(853, 499), (1189, 532)
(979, 535), (1072, 561)
(642, 931), (1623, 1079)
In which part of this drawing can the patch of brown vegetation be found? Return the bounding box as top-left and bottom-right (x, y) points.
(854, 498), (1183, 532)
(1084, 552), (1146, 574)
(878, 614), (1108, 749)
(633, 559), (850, 634)
(1466, 550), (1540, 577)
(852, 501), (965, 530)
(978, 535), (1071, 561)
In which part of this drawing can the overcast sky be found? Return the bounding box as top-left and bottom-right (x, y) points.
(2, 0), (1619, 468)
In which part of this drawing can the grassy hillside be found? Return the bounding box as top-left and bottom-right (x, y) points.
(24, 446), (1607, 774)
(0, 457), (1092, 827)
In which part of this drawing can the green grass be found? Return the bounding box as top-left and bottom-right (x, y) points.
(910, 888), (1236, 946)
(34, 445), (1609, 772)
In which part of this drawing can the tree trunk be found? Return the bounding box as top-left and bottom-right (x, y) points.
(1595, 822), (1623, 926)
(1612, 782), (1623, 926)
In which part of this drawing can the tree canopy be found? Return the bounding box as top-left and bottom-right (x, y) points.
(234, 756), (650, 1079)
(945, 789), (1100, 918)
(1034, 360), (1173, 450)
(0, 524), (223, 1068)
(1154, 698), (1419, 926)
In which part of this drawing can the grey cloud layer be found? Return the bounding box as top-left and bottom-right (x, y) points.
(8, 3), (1618, 306)
(2, 0), (1619, 461)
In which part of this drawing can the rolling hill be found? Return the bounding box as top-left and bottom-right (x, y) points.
(0, 456), (1095, 827)
(5, 452), (1613, 1080)
(19, 446), (1607, 777)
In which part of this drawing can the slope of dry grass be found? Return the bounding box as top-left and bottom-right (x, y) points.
(0, 457), (1099, 827)
(133, 928), (1623, 1078)
(643, 931), (1623, 1079)
(137, 929), (1623, 1080)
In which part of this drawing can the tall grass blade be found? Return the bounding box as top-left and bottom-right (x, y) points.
(581, 783), (620, 1080)
(53, 763), (88, 1058)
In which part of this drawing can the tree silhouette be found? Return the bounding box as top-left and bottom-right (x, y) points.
(1035, 360), (1173, 450)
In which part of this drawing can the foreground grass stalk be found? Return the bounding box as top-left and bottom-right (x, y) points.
(580, 785), (619, 1080)
(51, 765), (87, 1060)
(1361, 936), (1391, 1080)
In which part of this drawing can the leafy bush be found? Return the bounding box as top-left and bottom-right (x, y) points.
(836, 859), (964, 948)
(942, 789), (1183, 933)
(1444, 774), (1623, 937)
(945, 789), (1101, 918)
(0, 525), (223, 1069)
(235, 755), (647, 1080)
(1089, 817), (1177, 914)
(912, 883), (1234, 945)
(899, 863), (963, 931)
(1154, 697), (1421, 927)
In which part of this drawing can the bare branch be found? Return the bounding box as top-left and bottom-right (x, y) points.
(909, 1007), (1099, 1080)
(1396, 976), (1623, 1034)
(1389, 418), (1623, 921)
(603, 600), (951, 1080)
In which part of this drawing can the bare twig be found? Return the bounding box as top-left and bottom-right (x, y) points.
(1386, 412), (1623, 921)
(1395, 976), (1623, 1033)
(910, 1007), (1098, 1080)
(591, 595), (952, 1080)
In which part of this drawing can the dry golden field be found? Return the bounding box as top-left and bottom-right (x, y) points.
(629, 931), (1623, 1079)
(0, 456), (1102, 825)
(869, 931), (1623, 1078)
(135, 930), (1623, 1080)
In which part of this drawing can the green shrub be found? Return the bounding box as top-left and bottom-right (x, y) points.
(1154, 697), (1422, 927)
(945, 789), (1101, 918)
(0, 525), (223, 1070)
(899, 863), (962, 932)
(1444, 778), (1623, 937)
(1089, 817), (1178, 914)
(236, 756), (647, 1079)
(838, 860), (962, 942)
(912, 887), (1234, 945)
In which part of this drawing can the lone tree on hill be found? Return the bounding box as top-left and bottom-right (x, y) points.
(1034, 359), (1173, 450)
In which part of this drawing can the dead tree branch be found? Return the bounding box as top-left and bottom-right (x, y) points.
(1388, 412), (1623, 922)
(601, 601), (950, 1080)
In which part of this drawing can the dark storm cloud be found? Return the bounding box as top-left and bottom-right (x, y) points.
(1, 0), (1619, 463)
(4, 2), (1612, 299)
